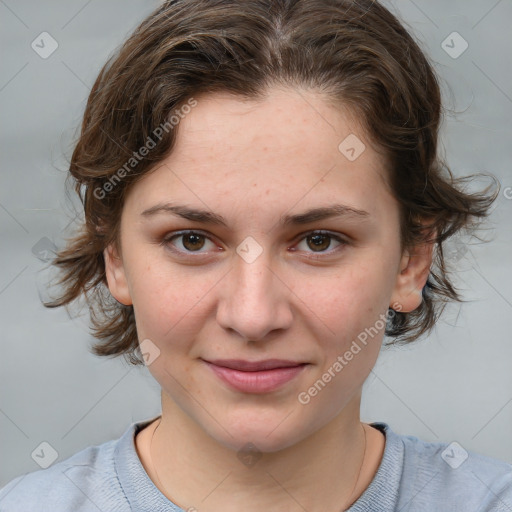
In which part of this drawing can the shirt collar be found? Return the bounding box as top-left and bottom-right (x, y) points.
(114, 417), (404, 512)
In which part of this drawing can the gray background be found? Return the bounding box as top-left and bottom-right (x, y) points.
(1, 0), (511, 488)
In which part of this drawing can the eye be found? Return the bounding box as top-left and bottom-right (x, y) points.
(161, 230), (218, 255)
(293, 230), (347, 257)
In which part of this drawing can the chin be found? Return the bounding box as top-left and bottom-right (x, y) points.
(218, 426), (303, 454)
(205, 409), (315, 454)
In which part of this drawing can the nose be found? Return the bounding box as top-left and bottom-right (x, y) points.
(215, 247), (294, 342)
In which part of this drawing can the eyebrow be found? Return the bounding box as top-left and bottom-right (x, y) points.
(140, 202), (370, 226)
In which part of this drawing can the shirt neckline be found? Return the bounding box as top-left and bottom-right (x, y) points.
(114, 417), (404, 512)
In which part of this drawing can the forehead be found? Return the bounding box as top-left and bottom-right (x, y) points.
(126, 87), (393, 223)
(175, 87), (369, 168)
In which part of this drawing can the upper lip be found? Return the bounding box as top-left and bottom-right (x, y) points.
(204, 359), (306, 372)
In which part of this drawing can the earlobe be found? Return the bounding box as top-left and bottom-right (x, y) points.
(103, 243), (133, 306)
(390, 237), (435, 313)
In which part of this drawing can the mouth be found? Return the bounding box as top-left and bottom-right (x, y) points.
(202, 359), (309, 394)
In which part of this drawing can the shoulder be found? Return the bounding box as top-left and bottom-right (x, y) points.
(0, 436), (129, 512)
(390, 425), (512, 511)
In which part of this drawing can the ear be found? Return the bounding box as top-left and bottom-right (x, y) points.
(390, 228), (436, 313)
(103, 242), (133, 306)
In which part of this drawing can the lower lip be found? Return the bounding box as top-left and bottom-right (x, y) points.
(204, 362), (307, 393)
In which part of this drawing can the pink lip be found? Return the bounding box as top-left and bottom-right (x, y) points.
(203, 359), (308, 393)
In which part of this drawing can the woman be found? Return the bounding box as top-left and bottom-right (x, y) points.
(1, 0), (510, 510)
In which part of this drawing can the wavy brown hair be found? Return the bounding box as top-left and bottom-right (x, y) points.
(45, 0), (499, 366)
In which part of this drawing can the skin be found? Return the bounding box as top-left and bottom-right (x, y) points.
(104, 86), (434, 512)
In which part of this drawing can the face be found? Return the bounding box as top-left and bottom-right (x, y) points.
(105, 87), (430, 453)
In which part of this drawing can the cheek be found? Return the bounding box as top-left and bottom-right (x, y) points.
(300, 257), (392, 381)
(127, 259), (209, 343)
(311, 261), (389, 332)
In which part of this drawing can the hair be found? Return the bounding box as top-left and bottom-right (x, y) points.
(44, 0), (499, 366)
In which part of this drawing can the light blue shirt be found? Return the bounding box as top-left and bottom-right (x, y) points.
(1, 416), (511, 511)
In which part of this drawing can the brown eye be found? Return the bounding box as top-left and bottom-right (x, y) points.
(294, 231), (347, 256)
(306, 233), (332, 252)
(181, 233), (206, 251)
(162, 230), (215, 254)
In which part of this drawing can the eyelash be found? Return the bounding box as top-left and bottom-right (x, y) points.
(160, 229), (348, 259)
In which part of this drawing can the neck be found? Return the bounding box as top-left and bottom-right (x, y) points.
(137, 391), (383, 512)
